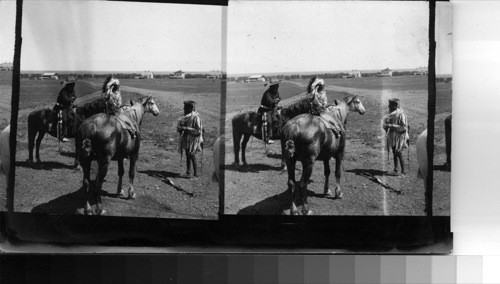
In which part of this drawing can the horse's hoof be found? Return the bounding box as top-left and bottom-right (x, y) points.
(96, 209), (106, 216)
(303, 209), (313, 215)
(116, 190), (126, 198)
(128, 192), (136, 200)
(324, 189), (334, 198)
(84, 209), (93, 216)
(335, 192), (343, 199)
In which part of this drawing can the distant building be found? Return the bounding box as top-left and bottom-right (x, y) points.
(346, 70), (362, 78)
(40, 72), (59, 80)
(378, 68), (393, 77)
(0, 62), (13, 71)
(247, 74), (265, 82)
(140, 71), (154, 79)
(207, 70), (222, 79)
(413, 67), (428, 75)
(170, 70), (185, 79)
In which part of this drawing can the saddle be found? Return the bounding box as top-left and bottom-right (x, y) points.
(252, 109), (287, 138)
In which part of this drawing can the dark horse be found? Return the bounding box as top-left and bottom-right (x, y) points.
(231, 98), (328, 166)
(27, 76), (120, 165)
(76, 95), (159, 215)
(231, 77), (328, 166)
(281, 95), (365, 215)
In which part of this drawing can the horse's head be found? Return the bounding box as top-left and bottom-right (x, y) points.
(141, 95), (160, 116)
(347, 94), (365, 115)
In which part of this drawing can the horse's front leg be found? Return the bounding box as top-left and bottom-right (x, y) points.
(73, 139), (80, 169)
(116, 158), (125, 197)
(95, 155), (111, 215)
(333, 154), (343, 199)
(286, 157), (298, 215)
(241, 133), (251, 166)
(299, 160), (314, 215)
(127, 152), (138, 199)
(232, 131), (241, 166)
(35, 132), (45, 163)
(323, 159), (334, 198)
(280, 138), (287, 170)
(81, 158), (93, 215)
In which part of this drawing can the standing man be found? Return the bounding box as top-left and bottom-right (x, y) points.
(257, 78), (281, 144)
(53, 76), (77, 142)
(383, 98), (409, 176)
(177, 100), (203, 180)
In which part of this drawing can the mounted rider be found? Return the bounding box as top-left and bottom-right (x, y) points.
(257, 77), (281, 144)
(101, 76), (123, 113)
(307, 76), (343, 138)
(307, 76), (328, 110)
(52, 76), (77, 142)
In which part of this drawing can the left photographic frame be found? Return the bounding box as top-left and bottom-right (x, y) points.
(1, 0), (224, 244)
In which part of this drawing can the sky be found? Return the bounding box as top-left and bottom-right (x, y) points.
(0, 0), (16, 65)
(1, 1), (222, 72)
(228, 1), (432, 75)
(1, 1), (452, 75)
(436, 2), (453, 76)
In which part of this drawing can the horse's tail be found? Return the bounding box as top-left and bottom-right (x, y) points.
(284, 140), (295, 159)
(81, 138), (93, 158)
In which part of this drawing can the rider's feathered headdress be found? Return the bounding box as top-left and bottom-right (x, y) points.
(307, 76), (324, 94)
(102, 76), (120, 94)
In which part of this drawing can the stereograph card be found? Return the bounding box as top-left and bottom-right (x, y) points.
(0, 0), (452, 252)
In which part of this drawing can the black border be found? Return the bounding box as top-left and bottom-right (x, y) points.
(1, 0), (452, 252)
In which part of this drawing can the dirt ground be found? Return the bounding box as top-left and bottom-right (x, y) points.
(1, 74), (220, 219)
(223, 77), (451, 216)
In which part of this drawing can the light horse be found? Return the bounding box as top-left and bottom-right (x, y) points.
(76, 95), (160, 215)
(231, 76), (326, 166)
(416, 115), (451, 210)
(281, 95), (365, 215)
(27, 76), (121, 165)
(0, 125), (10, 188)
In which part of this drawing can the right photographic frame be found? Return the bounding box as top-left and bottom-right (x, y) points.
(222, 0), (452, 220)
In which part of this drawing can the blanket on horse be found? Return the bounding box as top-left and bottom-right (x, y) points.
(318, 112), (344, 138)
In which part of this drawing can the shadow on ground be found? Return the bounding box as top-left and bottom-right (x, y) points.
(224, 163), (282, 173)
(237, 190), (290, 215)
(16, 160), (76, 171)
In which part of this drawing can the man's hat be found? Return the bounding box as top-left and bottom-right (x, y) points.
(269, 78), (279, 86)
(388, 98), (400, 107)
(61, 76), (77, 86)
(183, 100), (195, 108)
